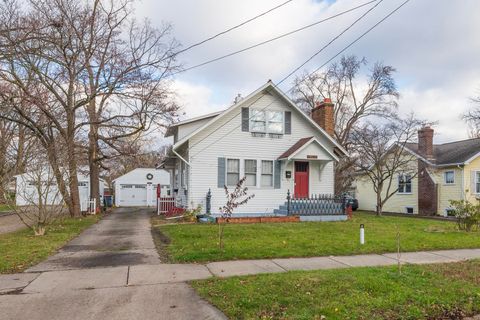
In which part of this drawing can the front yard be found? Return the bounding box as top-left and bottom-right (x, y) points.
(192, 260), (480, 319)
(0, 215), (99, 273)
(155, 212), (480, 263)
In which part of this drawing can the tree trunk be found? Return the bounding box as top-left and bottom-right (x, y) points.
(376, 194), (383, 216)
(88, 125), (101, 213)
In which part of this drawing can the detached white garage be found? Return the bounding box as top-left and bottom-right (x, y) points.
(113, 168), (171, 207)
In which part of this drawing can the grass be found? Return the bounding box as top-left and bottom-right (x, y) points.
(156, 212), (480, 263)
(0, 215), (99, 273)
(0, 204), (14, 212)
(192, 260), (480, 320)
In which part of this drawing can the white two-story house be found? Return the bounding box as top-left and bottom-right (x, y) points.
(159, 81), (347, 216)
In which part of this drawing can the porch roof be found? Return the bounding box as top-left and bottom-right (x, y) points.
(278, 137), (339, 162)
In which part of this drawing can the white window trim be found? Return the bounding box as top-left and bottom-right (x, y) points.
(244, 159), (258, 187)
(249, 109), (285, 135)
(443, 170), (455, 185)
(260, 160), (274, 188)
(398, 174), (413, 194)
(226, 158), (240, 186)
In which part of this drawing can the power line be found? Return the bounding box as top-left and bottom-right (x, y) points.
(170, 0), (295, 58)
(173, 0), (378, 74)
(187, 0), (412, 159)
(277, 0), (384, 85)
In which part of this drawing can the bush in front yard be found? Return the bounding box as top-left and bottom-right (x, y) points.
(449, 200), (480, 232)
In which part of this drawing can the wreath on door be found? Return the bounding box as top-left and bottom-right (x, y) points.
(146, 173), (153, 180)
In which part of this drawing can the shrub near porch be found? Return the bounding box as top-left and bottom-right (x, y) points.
(156, 212), (480, 263)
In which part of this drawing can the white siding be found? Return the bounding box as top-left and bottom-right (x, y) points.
(176, 118), (214, 142)
(186, 91), (336, 214)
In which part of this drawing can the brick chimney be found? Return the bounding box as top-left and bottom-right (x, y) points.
(418, 126), (434, 160)
(312, 98), (334, 137)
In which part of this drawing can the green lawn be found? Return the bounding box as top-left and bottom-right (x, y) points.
(192, 260), (480, 320)
(156, 212), (480, 263)
(0, 215), (99, 273)
(0, 204), (14, 212)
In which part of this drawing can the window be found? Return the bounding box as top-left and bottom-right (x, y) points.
(445, 208), (456, 217)
(261, 160), (273, 187)
(244, 160), (257, 186)
(444, 171), (455, 184)
(249, 109), (284, 134)
(405, 206), (414, 214)
(398, 174), (412, 194)
(226, 159), (240, 186)
(476, 172), (480, 194)
(250, 109), (266, 133)
(267, 111), (283, 134)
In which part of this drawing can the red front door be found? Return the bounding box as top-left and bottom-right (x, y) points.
(294, 161), (309, 199)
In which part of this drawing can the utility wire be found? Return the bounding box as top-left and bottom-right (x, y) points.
(277, 0), (384, 85)
(169, 0), (295, 59)
(173, 0), (378, 75)
(187, 0), (412, 159)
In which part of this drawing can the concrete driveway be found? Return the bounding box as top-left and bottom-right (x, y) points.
(0, 213), (25, 234)
(28, 207), (161, 272)
(0, 208), (227, 320)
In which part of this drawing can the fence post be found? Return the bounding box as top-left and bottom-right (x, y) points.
(287, 189), (291, 216)
(206, 189), (211, 215)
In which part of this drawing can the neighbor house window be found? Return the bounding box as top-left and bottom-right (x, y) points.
(261, 160), (273, 187)
(244, 159), (257, 186)
(226, 159), (240, 186)
(398, 174), (412, 194)
(250, 109), (284, 134)
(476, 171), (480, 194)
(444, 171), (455, 184)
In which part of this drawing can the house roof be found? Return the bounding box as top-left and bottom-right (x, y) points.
(278, 136), (339, 162)
(404, 137), (480, 166)
(278, 137), (313, 159)
(170, 81), (348, 156)
(165, 110), (224, 137)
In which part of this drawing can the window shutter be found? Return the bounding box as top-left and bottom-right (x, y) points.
(284, 111), (291, 134)
(218, 157), (226, 188)
(241, 107), (249, 132)
(274, 160), (282, 189)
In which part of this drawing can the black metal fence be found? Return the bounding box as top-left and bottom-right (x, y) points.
(287, 190), (346, 216)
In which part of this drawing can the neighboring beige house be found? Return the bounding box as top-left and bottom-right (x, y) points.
(356, 127), (480, 216)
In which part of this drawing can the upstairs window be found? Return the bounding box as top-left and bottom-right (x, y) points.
(267, 111), (284, 134)
(244, 159), (257, 186)
(398, 174), (412, 194)
(226, 159), (240, 186)
(444, 170), (455, 185)
(249, 109), (284, 134)
(250, 109), (266, 133)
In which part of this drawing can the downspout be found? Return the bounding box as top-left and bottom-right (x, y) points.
(458, 164), (465, 201)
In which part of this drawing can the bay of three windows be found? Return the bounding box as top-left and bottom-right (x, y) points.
(226, 158), (274, 187)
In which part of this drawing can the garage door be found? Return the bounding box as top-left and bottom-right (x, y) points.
(119, 184), (147, 206)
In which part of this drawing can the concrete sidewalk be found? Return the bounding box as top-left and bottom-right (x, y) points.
(2, 248), (480, 295)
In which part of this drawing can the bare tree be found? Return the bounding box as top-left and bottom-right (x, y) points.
(218, 177), (255, 250)
(292, 55), (399, 194)
(463, 91), (480, 138)
(0, 0), (179, 214)
(352, 114), (424, 216)
(7, 155), (66, 235)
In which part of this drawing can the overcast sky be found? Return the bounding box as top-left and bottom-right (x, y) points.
(136, 0), (480, 144)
